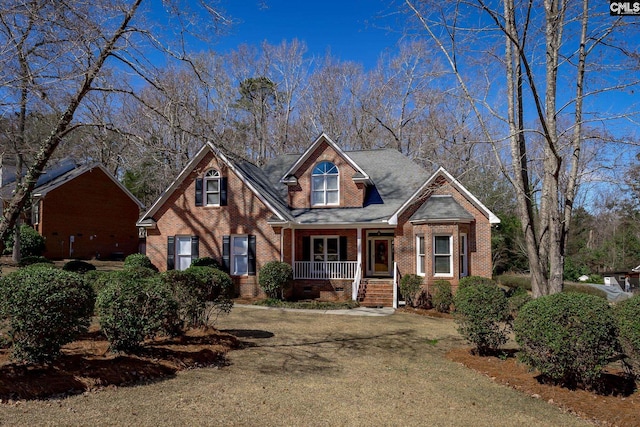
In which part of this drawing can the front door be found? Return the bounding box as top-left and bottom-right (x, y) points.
(367, 235), (393, 276)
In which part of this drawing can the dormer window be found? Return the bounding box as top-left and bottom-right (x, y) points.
(312, 161), (339, 206)
(204, 169), (221, 206)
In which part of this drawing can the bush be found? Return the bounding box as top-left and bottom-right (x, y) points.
(3, 224), (46, 257)
(454, 282), (509, 355)
(563, 284), (607, 300)
(259, 261), (293, 300)
(63, 260), (96, 274)
(18, 255), (53, 267)
(190, 257), (222, 269)
(0, 268), (95, 363)
(458, 275), (497, 290)
(96, 275), (180, 353)
(514, 292), (620, 388)
(495, 274), (532, 291)
(432, 280), (453, 313)
(84, 270), (111, 295)
(22, 262), (57, 270)
(399, 274), (423, 307)
(615, 295), (640, 370)
(123, 253), (158, 272)
(507, 287), (532, 321)
(162, 267), (233, 328)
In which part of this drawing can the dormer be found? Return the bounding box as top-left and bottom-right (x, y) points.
(280, 134), (373, 209)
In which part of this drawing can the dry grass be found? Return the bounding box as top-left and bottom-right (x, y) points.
(0, 307), (589, 426)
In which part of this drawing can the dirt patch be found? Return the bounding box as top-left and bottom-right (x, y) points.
(447, 347), (639, 427)
(0, 325), (239, 401)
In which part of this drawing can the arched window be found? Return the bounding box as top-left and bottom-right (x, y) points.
(204, 169), (221, 206)
(311, 161), (339, 206)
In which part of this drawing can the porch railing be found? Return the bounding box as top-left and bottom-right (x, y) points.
(294, 261), (358, 280)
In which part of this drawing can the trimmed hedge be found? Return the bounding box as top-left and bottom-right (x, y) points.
(514, 292), (620, 387)
(259, 261), (293, 300)
(615, 295), (640, 369)
(18, 255), (53, 267)
(3, 224), (46, 257)
(453, 282), (509, 355)
(191, 257), (222, 269)
(63, 260), (97, 274)
(399, 274), (423, 307)
(458, 275), (497, 290)
(495, 274), (532, 291)
(0, 268), (95, 363)
(123, 253), (158, 272)
(563, 284), (607, 300)
(96, 275), (180, 353)
(431, 280), (452, 313)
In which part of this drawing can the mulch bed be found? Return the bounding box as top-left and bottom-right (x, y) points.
(0, 326), (240, 402)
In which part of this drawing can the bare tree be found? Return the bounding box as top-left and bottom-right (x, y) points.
(0, 0), (228, 247)
(406, 0), (640, 296)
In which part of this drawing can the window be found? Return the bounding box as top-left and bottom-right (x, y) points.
(232, 235), (249, 275)
(433, 235), (453, 276)
(416, 235), (425, 276)
(312, 236), (339, 262)
(168, 235), (199, 271)
(204, 169), (221, 206)
(311, 161), (339, 206)
(32, 202), (40, 225)
(460, 233), (468, 277)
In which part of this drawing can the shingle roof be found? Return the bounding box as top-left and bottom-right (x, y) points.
(409, 195), (475, 222)
(0, 158), (77, 200)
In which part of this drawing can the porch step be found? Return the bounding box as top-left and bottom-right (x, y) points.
(358, 279), (394, 308)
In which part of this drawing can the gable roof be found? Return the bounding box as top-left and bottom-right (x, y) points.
(137, 143), (291, 227)
(279, 133), (371, 185)
(390, 167), (500, 225)
(0, 160), (143, 209)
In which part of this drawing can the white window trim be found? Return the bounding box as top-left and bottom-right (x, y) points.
(311, 235), (340, 262)
(416, 235), (426, 277)
(311, 161), (339, 206)
(231, 234), (249, 276)
(176, 235), (193, 271)
(460, 233), (468, 277)
(433, 234), (453, 277)
(204, 169), (221, 206)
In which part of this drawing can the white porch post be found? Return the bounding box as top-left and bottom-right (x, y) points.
(353, 226), (362, 301)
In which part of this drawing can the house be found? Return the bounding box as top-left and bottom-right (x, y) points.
(137, 134), (500, 307)
(0, 159), (144, 260)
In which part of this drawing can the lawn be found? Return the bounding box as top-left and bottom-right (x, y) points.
(0, 306), (591, 426)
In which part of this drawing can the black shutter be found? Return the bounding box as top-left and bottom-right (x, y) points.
(195, 178), (203, 206)
(248, 234), (256, 276)
(167, 236), (175, 270)
(220, 177), (228, 206)
(340, 236), (347, 261)
(191, 236), (199, 264)
(302, 236), (311, 261)
(222, 235), (230, 273)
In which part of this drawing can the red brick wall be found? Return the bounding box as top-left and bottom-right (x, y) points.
(393, 177), (493, 292)
(145, 152), (281, 296)
(287, 141), (364, 208)
(37, 168), (140, 260)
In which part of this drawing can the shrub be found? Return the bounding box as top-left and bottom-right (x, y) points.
(3, 224), (46, 257)
(507, 287), (532, 321)
(458, 275), (497, 290)
(22, 262), (57, 270)
(259, 261), (293, 300)
(495, 274), (532, 291)
(96, 275), (180, 353)
(162, 267), (233, 328)
(454, 282), (509, 355)
(123, 253), (158, 272)
(190, 257), (222, 269)
(432, 280), (453, 313)
(615, 295), (640, 370)
(18, 255), (53, 267)
(563, 284), (607, 300)
(514, 292), (620, 388)
(399, 274), (423, 307)
(0, 268), (95, 363)
(84, 270), (111, 295)
(63, 260), (97, 274)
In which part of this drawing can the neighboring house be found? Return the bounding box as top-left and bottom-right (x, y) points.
(0, 159), (144, 260)
(138, 134), (500, 307)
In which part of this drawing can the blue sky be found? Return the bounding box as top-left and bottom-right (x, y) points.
(210, 0), (403, 69)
